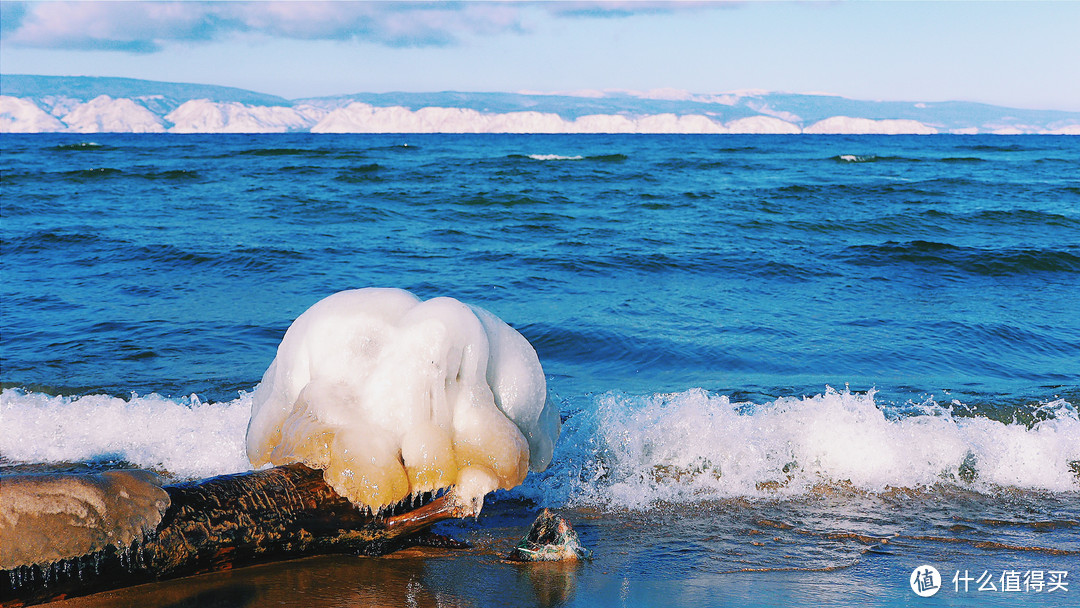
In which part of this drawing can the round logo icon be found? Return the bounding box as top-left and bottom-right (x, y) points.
(910, 565), (942, 597)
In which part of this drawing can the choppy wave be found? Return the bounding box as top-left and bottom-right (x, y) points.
(522, 388), (1080, 509)
(0, 389), (252, 480)
(51, 142), (106, 151)
(926, 208), (1079, 228)
(508, 153), (628, 162)
(234, 147), (337, 157)
(962, 143), (1026, 152)
(4, 231), (314, 276)
(140, 169), (202, 181)
(834, 154), (877, 163)
(24, 167), (203, 183)
(831, 154), (895, 163)
(61, 167), (123, 179)
(6, 387), (1076, 512)
(829, 153), (990, 164)
(5, 229), (106, 253)
(828, 154), (983, 163)
(838, 241), (1080, 275)
(525, 154), (585, 161)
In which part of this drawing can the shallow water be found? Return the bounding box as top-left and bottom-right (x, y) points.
(38, 495), (1080, 607)
(2, 133), (1078, 605)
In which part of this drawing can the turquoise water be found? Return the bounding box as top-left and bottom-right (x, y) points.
(2, 134), (1078, 605)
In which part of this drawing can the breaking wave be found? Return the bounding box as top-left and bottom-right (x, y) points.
(508, 153), (628, 162)
(526, 154), (585, 161)
(0, 389), (252, 481)
(6, 386), (1076, 513)
(522, 387), (1080, 510)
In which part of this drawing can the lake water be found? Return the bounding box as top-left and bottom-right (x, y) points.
(2, 133), (1078, 606)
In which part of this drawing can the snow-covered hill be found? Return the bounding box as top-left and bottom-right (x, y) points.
(0, 96), (65, 132)
(166, 100), (327, 133)
(59, 95), (167, 133)
(2, 75), (1078, 134)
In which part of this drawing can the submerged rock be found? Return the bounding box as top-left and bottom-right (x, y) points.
(507, 509), (591, 562)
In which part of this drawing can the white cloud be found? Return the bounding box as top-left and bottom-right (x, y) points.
(4, 2), (229, 52)
(0, 1), (725, 53)
(0, 1), (538, 52)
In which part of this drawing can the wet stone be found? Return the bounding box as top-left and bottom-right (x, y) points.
(506, 509), (591, 562)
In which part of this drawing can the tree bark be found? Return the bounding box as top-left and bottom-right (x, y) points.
(1, 464), (469, 607)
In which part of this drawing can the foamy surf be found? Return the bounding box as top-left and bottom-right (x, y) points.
(525, 387), (1080, 509)
(6, 385), (1077, 511)
(0, 389), (252, 480)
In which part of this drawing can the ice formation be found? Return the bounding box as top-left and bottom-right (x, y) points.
(166, 99), (327, 133)
(246, 288), (560, 515)
(0, 470), (170, 568)
(0, 96), (67, 133)
(803, 116), (938, 135)
(725, 115), (802, 134)
(311, 102), (737, 134)
(60, 95), (167, 133)
(3, 91), (1076, 134)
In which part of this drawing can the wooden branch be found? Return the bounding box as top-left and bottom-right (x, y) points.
(1, 464), (467, 606)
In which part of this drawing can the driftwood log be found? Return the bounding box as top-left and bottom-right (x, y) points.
(1, 464), (470, 606)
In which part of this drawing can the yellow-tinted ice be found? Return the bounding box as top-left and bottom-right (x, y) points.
(246, 288), (560, 514)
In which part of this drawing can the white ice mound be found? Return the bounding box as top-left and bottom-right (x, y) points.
(247, 288), (560, 515)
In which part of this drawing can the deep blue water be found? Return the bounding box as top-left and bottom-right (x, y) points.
(3, 134), (1078, 409)
(2, 134), (1079, 606)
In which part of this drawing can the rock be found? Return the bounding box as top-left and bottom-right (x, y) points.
(507, 509), (591, 562)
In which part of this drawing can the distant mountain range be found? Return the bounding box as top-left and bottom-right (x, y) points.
(2, 74), (1078, 135)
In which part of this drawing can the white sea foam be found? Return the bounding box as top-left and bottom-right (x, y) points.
(5, 386), (1078, 512)
(837, 154), (875, 163)
(0, 389), (252, 480)
(527, 154), (585, 161)
(525, 387), (1080, 509)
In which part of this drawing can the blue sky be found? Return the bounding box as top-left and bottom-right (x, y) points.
(2, 1), (1078, 111)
